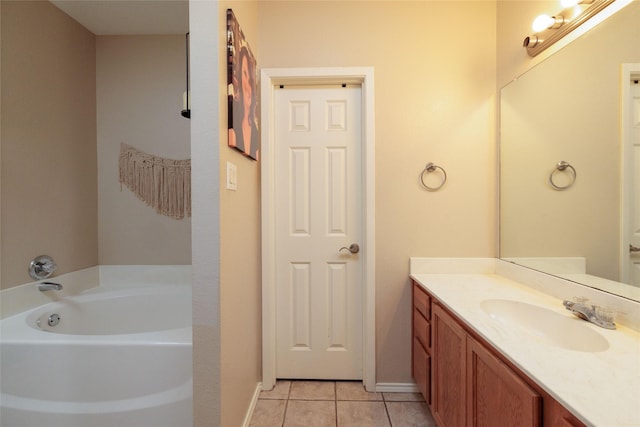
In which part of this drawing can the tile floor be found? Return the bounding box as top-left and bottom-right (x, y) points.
(249, 380), (437, 427)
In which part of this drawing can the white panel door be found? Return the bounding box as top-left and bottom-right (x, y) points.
(628, 79), (640, 286)
(274, 85), (363, 379)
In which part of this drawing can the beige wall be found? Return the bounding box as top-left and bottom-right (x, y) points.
(1, 0), (4, 285)
(96, 35), (191, 265)
(1, 4), (190, 289)
(190, 0), (222, 425)
(218, 2), (262, 427)
(1, 1), (98, 289)
(0, 2), (3, 284)
(257, 1), (497, 383)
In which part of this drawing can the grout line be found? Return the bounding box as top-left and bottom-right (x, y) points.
(383, 401), (393, 427)
(281, 398), (289, 427)
(280, 380), (291, 427)
(287, 398), (338, 401)
(334, 381), (338, 427)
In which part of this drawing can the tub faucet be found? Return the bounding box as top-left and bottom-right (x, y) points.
(38, 281), (63, 292)
(563, 298), (616, 330)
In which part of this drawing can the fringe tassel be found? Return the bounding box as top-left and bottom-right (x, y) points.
(119, 143), (191, 220)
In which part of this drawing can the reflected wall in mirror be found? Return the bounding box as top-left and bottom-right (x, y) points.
(500, 1), (640, 302)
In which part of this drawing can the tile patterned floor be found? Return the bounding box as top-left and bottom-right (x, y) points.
(249, 380), (437, 427)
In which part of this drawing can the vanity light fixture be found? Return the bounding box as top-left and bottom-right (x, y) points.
(523, 0), (613, 57)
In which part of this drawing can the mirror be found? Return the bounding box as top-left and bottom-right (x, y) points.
(500, 1), (640, 302)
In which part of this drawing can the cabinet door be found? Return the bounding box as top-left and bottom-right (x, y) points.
(413, 337), (431, 404)
(545, 399), (586, 427)
(467, 337), (541, 427)
(433, 304), (466, 427)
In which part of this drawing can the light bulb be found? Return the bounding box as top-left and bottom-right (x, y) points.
(532, 14), (555, 32)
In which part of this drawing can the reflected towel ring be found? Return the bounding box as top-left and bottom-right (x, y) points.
(420, 162), (447, 191)
(549, 160), (576, 190)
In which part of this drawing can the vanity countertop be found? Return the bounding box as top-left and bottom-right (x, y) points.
(410, 259), (640, 427)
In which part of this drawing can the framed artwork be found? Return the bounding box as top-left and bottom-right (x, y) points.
(227, 9), (260, 161)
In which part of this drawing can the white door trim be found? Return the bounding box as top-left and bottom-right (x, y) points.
(620, 63), (640, 283)
(261, 67), (375, 391)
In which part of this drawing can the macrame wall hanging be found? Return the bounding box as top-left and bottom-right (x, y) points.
(119, 143), (191, 220)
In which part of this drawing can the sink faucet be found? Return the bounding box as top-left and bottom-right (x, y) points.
(563, 299), (616, 330)
(38, 281), (63, 292)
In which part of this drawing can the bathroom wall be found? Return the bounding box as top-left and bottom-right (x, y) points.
(190, 0), (222, 425)
(190, 2), (262, 424)
(257, 0), (497, 384)
(1, 1), (98, 290)
(96, 35), (191, 265)
(1, 0), (4, 285)
(218, 2), (262, 426)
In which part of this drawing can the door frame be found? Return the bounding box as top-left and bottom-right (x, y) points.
(620, 63), (640, 282)
(261, 67), (376, 391)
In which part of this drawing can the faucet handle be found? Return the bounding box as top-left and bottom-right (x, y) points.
(564, 297), (616, 329)
(572, 296), (590, 305)
(39, 260), (57, 274)
(29, 255), (57, 280)
(595, 306), (615, 323)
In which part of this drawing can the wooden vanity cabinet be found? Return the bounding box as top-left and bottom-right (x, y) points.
(412, 281), (586, 427)
(466, 323), (541, 427)
(432, 303), (467, 427)
(412, 284), (431, 404)
(432, 302), (540, 427)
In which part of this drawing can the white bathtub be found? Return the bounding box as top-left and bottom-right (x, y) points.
(0, 266), (192, 427)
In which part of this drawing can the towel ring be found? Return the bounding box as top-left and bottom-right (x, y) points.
(420, 162), (447, 191)
(549, 160), (576, 190)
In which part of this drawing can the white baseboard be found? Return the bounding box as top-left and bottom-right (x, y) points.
(375, 382), (419, 393)
(242, 382), (263, 427)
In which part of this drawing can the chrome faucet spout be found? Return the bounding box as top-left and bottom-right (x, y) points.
(38, 281), (63, 291)
(563, 299), (616, 330)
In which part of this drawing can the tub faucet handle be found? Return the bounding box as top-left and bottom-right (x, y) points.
(29, 255), (57, 280)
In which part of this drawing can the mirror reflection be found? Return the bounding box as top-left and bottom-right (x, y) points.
(500, 1), (640, 301)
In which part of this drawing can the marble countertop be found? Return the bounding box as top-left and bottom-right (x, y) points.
(410, 260), (640, 427)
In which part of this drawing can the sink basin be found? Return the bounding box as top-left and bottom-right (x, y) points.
(480, 299), (609, 352)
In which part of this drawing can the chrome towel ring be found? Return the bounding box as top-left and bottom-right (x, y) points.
(420, 162), (447, 191)
(549, 160), (576, 190)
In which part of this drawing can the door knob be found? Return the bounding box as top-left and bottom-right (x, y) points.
(631, 244), (640, 253)
(339, 243), (360, 254)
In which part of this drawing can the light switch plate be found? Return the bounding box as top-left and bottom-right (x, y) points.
(226, 161), (237, 191)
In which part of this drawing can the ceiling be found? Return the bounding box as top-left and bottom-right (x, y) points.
(49, 0), (189, 35)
